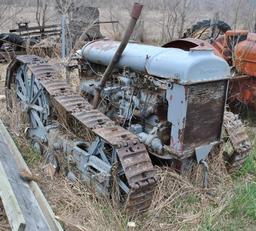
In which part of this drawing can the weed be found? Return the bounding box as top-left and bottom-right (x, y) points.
(229, 182), (256, 221)
(237, 153), (256, 177)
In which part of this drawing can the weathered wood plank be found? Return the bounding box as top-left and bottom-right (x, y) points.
(0, 143), (50, 230)
(0, 161), (26, 231)
(0, 120), (63, 231)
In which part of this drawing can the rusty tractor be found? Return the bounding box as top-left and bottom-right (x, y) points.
(5, 8), (251, 214)
(177, 19), (256, 112)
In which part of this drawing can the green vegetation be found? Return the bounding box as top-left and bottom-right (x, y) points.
(229, 183), (256, 221)
(237, 147), (256, 177)
(22, 145), (42, 166)
(12, 136), (42, 167)
(199, 141), (256, 231)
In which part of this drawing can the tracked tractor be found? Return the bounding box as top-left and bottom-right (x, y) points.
(4, 10), (252, 215)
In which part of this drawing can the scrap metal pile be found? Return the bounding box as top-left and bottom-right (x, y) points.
(0, 23), (60, 62)
(0, 7), (115, 63)
(3, 3), (252, 215)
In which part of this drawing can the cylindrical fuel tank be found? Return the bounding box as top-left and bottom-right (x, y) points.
(80, 39), (230, 84)
(235, 33), (256, 77)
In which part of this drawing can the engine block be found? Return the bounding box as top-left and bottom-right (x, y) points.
(78, 39), (230, 162)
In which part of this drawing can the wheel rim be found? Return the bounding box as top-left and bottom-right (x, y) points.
(15, 64), (49, 129)
(87, 138), (130, 204)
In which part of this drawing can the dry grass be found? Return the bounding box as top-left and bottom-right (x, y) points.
(30, 37), (61, 58)
(0, 87), (236, 231)
(136, 148), (234, 231)
(38, 177), (127, 231)
(0, 62), (255, 231)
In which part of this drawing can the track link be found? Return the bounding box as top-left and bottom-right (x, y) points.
(223, 111), (251, 172)
(6, 55), (157, 214)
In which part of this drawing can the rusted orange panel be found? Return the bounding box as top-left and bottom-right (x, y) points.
(162, 38), (224, 58)
(229, 77), (256, 110)
(235, 32), (256, 77)
(225, 30), (248, 36)
(211, 36), (230, 61)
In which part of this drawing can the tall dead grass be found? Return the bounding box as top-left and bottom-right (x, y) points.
(137, 148), (233, 231)
(39, 177), (127, 231)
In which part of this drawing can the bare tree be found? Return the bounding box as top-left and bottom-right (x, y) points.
(55, 0), (74, 15)
(158, 0), (179, 43)
(36, 0), (48, 28)
(0, 0), (23, 30)
(232, 0), (242, 30)
(178, 0), (192, 38)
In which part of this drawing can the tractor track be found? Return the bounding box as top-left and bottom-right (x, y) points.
(223, 111), (252, 172)
(6, 55), (157, 214)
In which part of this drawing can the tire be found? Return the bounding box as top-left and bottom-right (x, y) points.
(183, 19), (231, 39)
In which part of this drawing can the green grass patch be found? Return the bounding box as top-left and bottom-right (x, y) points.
(234, 135), (256, 177)
(12, 136), (42, 167)
(22, 145), (41, 166)
(199, 182), (256, 231)
(237, 154), (256, 177)
(229, 182), (256, 221)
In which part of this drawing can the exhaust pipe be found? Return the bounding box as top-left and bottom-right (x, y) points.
(92, 2), (143, 109)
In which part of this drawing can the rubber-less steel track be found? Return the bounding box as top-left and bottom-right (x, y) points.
(6, 55), (157, 214)
(223, 111), (251, 172)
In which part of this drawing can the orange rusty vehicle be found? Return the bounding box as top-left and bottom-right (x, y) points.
(165, 20), (256, 111)
(214, 30), (256, 111)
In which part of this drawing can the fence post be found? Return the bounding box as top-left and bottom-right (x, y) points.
(61, 15), (66, 60)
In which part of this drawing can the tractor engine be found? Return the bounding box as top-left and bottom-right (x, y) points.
(77, 40), (230, 164)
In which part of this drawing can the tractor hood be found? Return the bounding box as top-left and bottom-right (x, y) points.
(80, 39), (230, 84)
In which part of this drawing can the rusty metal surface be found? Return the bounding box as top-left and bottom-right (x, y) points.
(235, 32), (256, 77)
(130, 2), (143, 19)
(223, 111), (251, 172)
(162, 38), (211, 49)
(228, 76), (256, 110)
(166, 81), (228, 160)
(184, 81), (227, 148)
(6, 54), (156, 214)
(225, 30), (249, 36)
(162, 38), (224, 58)
(116, 141), (156, 212)
(92, 2), (143, 108)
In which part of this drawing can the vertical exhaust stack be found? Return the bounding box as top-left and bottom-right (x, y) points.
(92, 2), (143, 109)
